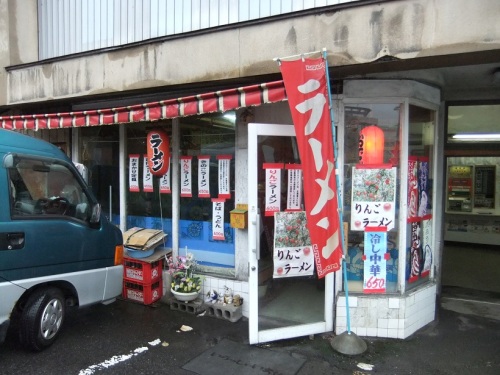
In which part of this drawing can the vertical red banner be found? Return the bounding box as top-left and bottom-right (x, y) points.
(280, 56), (342, 277)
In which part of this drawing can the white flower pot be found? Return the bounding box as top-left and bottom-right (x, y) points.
(171, 289), (200, 302)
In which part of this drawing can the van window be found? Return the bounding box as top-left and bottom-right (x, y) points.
(8, 158), (91, 221)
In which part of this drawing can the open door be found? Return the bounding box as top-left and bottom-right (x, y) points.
(248, 122), (334, 345)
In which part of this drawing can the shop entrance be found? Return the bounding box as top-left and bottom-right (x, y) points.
(247, 123), (334, 345)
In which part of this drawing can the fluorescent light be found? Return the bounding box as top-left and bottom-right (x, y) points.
(451, 133), (500, 141)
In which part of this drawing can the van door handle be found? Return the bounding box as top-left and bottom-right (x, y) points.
(3, 232), (25, 250)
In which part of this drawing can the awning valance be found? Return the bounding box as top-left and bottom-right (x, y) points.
(0, 80), (286, 131)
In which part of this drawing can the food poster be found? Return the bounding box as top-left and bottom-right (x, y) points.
(408, 156), (419, 220)
(421, 218), (433, 277)
(363, 227), (389, 293)
(351, 166), (397, 231)
(273, 211), (314, 278)
(408, 221), (422, 283)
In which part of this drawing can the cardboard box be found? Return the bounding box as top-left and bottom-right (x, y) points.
(123, 227), (166, 251)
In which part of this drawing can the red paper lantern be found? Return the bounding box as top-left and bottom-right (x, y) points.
(147, 129), (170, 176)
(359, 125), (385, 165)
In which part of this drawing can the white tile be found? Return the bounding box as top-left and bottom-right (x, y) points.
(378, 318), (389, 329)
(233, 281), (242, 293)
(336, 306), (346, 317)
(377, 328), (388, 337)
(241, 282), (249, 293)
(336, 316), (347, 327)
(348, 296), (358, 307)
(366, 327), (378, 337)
(387, 328), (399, 338)
(335, 326), (347, 335)
(388, 318), (399, 329)
(337, 296), (346, 307)
(388, 298), (400, 309)
(356, 327), (367, 337)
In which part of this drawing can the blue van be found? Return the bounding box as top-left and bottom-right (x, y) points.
(0, 129), (123, 351)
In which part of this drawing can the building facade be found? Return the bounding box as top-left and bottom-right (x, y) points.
(1, 0), (499, 343)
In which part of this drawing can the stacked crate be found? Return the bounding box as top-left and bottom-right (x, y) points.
(122, 255), (163, 305)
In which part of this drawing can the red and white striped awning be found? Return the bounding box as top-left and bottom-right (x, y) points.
(0, 80), (286, 131)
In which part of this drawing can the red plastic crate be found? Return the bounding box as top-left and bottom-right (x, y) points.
(122, 280), (162, 305)
(123, 258), (162, 284)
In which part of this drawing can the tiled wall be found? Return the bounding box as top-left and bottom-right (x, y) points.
(335, 283), (437, 339)
(202, 276), (250, 317)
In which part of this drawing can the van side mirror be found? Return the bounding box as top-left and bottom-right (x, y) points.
(90, 203), (102, 225)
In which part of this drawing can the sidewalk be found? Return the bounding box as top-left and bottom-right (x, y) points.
(166, 290), (500, 375)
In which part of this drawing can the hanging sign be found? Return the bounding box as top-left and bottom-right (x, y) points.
(212, 198), (225, 241)
(279, 55), (342, 277)
(263, 163), (283, 217)
(409, 220), (422, 283)
(363, 227), (389, 293)
(217, 155), (232, 199)
(198, 155), (211, 198)
(159, 168), (171, 194)
(286, 164), (303, 211)
(143, 155), (153, 192)
(351, 166), (396, 231)
(418, 157), (430, 218)
(408, 156), (419, 221)
(180, 156), (193, 197)
(129, 154), (140, 192)
(273, 212), (314, 278)
(146, 129), (170, 176)
(421, 217), (433, 278)
(359, 125), (385, 165)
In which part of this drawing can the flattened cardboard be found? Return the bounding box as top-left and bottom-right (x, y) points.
(123, 227), (167, 251)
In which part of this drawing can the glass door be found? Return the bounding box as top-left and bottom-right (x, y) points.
(248, 123), (334, 345)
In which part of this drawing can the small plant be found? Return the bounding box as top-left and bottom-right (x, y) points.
(166, 252), (202, 293)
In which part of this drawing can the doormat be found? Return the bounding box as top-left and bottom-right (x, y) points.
(182, 338), (306, 375)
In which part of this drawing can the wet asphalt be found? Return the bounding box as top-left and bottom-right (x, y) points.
(0, 291), (499, 375)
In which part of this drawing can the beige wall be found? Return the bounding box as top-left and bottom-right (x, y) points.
(3, 0), (500, 105)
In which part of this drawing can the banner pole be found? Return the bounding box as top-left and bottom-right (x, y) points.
(324, 48), (367, 355)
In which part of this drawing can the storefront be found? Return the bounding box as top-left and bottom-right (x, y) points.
(2, 78), (444, 341)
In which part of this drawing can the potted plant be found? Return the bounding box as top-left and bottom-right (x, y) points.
(166, 252), (202, 302)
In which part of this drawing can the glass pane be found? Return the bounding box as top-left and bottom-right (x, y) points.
(256, 134), (325, 330)
(125, 122), (173, 247)
(448, 104), (500, 143)
(406, 105), (435, 290)
(343, 104), (401, 294)
(80, 127), (120, 224)
(179, 113), (236, 268)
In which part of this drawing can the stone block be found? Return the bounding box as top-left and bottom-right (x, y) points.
(169, 297), (205, 315)
(204, 302), (242, 323)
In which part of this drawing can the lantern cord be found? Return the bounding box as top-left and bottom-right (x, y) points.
(322, 48), (350, 333)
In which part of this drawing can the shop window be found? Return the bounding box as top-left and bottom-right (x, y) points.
(179, 113), (236, 268)
(126, 122), (173, 246)
(343, 104), (401, 294)
(447, 103), (500, 144)
(406, 105), (436, 291)
(80, 127), (120, 224)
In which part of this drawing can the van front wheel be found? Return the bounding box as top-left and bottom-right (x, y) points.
(19, 287), (65, 351)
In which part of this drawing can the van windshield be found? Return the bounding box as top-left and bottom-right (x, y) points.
(9, 158), (91, 220)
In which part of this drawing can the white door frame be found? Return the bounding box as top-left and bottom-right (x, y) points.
(247, 122), (334, 345)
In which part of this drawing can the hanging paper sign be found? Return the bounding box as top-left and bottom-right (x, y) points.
(408, 156), (419, 221)
(286, 164), (303, 211)
(159, 167), (171, 194)
(418, 158), (430, 218)
(280, 55), (342, 277)
(198, 155), (211, 198)
(351, 166), (397, 231)
(363, 227), (389, 293)
(263, 163), (283, 217)
(409, 220), (422, 283)
(217, 155), (232, 199)
(180, 156), (193, 197)
(212, 198), (225, 241)
(143, 155), (153, 192)
(129, 154), (140, 192)
(146, 129), (170, 176)
(421, 217), (433, 277)
(273, 212), (314, 278)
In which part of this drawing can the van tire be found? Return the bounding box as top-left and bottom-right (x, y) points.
(19, 287), (65, 351)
